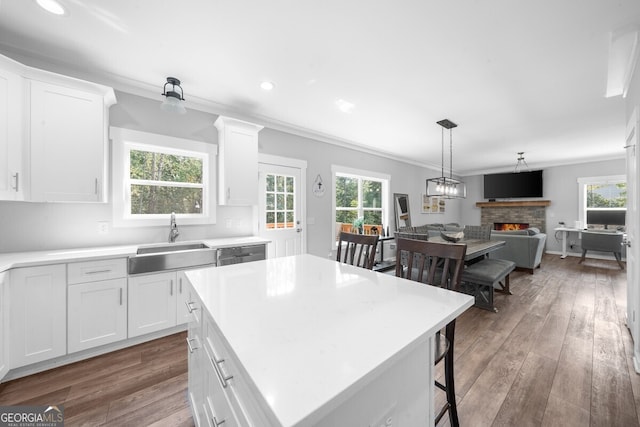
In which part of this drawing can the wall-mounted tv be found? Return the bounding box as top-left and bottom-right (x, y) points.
(483, 170), (543, 199)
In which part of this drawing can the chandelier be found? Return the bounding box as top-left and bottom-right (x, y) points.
(426, 119), (466, 199)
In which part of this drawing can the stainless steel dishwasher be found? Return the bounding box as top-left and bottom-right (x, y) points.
(217, 244), (266, 266)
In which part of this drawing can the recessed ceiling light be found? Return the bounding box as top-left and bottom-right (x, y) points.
(35, 0), (67, 16)
(336, 99), (355, 114)
(260, 81), (275, 91)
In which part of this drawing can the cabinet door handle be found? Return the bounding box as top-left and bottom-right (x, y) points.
(12, 173), (19, 192)
(95, 178), (98, 195)
(185, 301), (197, 313)
(185, 337), (198, 353)
(119, 288), (123, 305)
(211, 356), (233, 388)
(179, 277), (182, 294)
(85, 269), (111, 275)
(227, 187), (230, 201)
(212, 416), (226, 426)
(170, 279), (173, 296)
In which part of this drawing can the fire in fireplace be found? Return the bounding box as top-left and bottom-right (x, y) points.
(494, 222), (529, 231)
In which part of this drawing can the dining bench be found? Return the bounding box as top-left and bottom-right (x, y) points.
(460, 258), (516, 312)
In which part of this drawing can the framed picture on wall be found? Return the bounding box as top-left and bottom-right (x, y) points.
(422, 195), (445, 213)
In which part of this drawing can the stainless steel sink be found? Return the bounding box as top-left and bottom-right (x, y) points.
(129, 242), (216, 274)
(136, 242), (210, 255)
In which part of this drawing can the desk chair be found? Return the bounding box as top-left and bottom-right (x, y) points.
(395, 238), (467, 427)
(579, 230), (625, 269)
(336, 232), (379, 270)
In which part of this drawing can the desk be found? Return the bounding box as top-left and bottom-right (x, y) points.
(430, 237), (506, 261)
(554, 227), (581, 259)
(185, 254), (474, 426)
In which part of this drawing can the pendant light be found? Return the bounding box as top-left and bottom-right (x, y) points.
(161, 77), (187, 115)
(514, 152), (529, 172)
(426, 119), (466, 199)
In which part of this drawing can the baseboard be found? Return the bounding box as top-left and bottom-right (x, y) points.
(3, 324), (187, 382)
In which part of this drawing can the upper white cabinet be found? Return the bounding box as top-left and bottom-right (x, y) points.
(0, 56), (24, 201)
(0, 53), (115, 203)
(29, 79), (114, 202)
(214, 116), (263, 206)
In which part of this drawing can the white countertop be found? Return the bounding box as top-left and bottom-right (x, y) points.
(186, 254), (474, 426)
(0, 236), (269, 273)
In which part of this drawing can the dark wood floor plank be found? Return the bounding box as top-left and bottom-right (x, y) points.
(492, 352), (557, 427)
(549, 334), (593, 410)
(541, 394), (590, 427)
(591, 362), (638, 426)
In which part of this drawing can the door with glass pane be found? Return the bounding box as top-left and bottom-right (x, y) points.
(258, 163), (303, 258)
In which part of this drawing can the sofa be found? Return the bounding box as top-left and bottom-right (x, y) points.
(489, 228), (547, 274)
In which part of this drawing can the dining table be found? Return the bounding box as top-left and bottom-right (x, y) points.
(429, 237), (506, 262)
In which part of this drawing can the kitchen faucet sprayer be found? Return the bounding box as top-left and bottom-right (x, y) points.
(169, 212), (179, 243)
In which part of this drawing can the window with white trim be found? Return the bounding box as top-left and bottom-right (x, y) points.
(578, 175), (626, 230)
(332, 165), (389, 245)
(111, 127), (217, 226)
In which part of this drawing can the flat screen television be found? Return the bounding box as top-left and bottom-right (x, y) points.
(586, 210), (626, 229)
(483, 170), (543, 199)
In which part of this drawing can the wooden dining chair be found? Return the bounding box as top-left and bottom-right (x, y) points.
(336, 232), (380, 270)
(395, 237), (467, 427)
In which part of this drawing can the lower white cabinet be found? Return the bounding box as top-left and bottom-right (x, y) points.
(68, 278), (127, 353)
(128, 270), (191, 338)
(0, 272), (8, 381)
(186, 281), (271, 427)
(10, 264), (66, 369)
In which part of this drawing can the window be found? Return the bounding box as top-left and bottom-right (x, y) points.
(578, 175), (626, 230)
(265, 173), (296, 229)
(332, 165), (389, 245)
(111, 127), (217, 226)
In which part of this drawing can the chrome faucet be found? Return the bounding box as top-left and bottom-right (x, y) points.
(169, 212), (179, 243)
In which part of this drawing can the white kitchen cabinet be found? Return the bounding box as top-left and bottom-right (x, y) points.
(214, 116), (263, 206)
(10, 264), (66, 369)
(0, 55), (24, 201)
(176, 270), (193, 325)
(185, 286), (205, 427)
(29, 78), (115, 202)
(128, 271), (178, 338)
(67, 258), (128, 353)
(0, 272), (8, 381)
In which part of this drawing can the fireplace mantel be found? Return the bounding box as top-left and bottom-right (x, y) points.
(476, 200), (551, 208)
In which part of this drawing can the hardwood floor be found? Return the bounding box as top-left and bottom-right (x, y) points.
(0, 253), (637, 426)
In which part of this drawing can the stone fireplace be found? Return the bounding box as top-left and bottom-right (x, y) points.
(476, 201), (550, 233)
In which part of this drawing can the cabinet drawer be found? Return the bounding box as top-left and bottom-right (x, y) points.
(203, 316), (272, 426)
(68, 258), (127, 284)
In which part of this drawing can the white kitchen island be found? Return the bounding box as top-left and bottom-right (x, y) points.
(184, 254), (474, 427)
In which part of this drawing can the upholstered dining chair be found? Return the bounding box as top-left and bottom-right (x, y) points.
(336, 232), (380, 270)
(395, 237), (467, 427)
(463, 224), (492, 240)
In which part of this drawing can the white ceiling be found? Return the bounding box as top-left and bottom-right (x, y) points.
(1, 0), (639, 175)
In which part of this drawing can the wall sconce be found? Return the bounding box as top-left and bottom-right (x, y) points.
(161, 77), (186, 115)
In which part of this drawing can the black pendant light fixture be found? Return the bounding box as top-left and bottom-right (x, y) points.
(425, 119), (466, 199)
(161, 77), (187, 115)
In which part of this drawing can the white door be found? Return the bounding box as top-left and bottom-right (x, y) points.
(128, 272), (177, 337)
(626, 108), (640, 372)
(258, 159), (305, 258)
